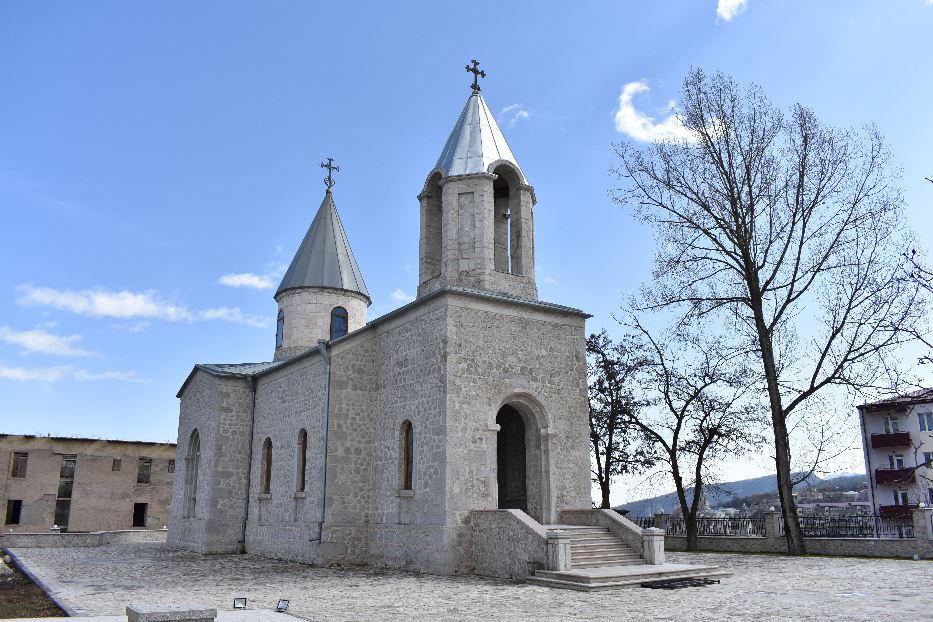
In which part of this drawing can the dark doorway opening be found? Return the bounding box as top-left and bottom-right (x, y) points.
(496, 405), (527, 512)
(133, 503), (148, 528)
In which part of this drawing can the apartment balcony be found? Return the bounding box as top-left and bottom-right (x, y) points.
(878, 504), (918, 520)
(874, 468), (916, 486)
(870, 432), (912, 449)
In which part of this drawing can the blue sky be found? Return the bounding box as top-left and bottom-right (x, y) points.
(2, 1), (932, 497)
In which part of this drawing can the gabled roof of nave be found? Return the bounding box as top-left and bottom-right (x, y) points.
(434, 91), (525, 182)
(275, 190), (371, 302)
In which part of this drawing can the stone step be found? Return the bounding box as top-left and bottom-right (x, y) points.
(572, 551), (642, 562)
(572, 559), (646, 569)
(528, 568), (732, 592)
(571, 541), (637, 552)
(565, 533), (618, 542)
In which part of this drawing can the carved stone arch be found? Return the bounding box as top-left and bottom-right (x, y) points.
(494, 392), (555, 524)
(485, 159), (525, 185)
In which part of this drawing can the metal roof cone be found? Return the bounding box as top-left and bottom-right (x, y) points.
(276, 190), (371, 304)
(434, 92), (525, 182)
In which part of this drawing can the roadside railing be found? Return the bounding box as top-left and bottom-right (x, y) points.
(627, 515), (655, 530)
(781, 515), (914, 539)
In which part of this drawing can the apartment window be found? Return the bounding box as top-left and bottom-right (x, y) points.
(137, 457), (152, 484)
(929, 488), (933, 506)
(132, 502), (148, 528)
(923, 452), (933, 468)
(168, 459), (175, 473)
(888, 454), (905, 470)
(894, 489), (910, 505)
(883, 416), (901, 434)
(11, 452), (28, 478)
(919, 412), (933, 432)
(112, 458), (122, 471)
(5, 500), (22, 525)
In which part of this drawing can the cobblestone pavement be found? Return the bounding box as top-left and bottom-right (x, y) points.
(7, 544), (931, 621)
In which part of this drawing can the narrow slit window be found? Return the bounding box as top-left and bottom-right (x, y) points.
(297, 429), (307, 493)
(184, 430), (200, 518)
(261, 437), (273, 495)
(401, 420), (413, 491)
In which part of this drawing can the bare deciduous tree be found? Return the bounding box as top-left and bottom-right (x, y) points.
(624, 319), (763, 551)
(587, 329), (653, 508)
(613, 68), (926, 553)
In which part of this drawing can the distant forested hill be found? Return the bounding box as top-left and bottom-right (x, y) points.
(616, 472), (865, 517)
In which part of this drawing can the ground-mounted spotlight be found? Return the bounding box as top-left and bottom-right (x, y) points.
(275, 599), (289, 613)
(233, 598), (247, 609)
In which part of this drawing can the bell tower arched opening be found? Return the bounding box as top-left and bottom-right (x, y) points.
(492, 164), (524, 275)
(419, 172), (444, 283)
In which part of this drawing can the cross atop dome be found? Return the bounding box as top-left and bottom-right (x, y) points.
(465, 59), (486, 93)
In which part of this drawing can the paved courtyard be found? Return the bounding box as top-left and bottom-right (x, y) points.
(7, 543), (931, 621)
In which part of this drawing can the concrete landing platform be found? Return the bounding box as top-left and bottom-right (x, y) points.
(530, 562), (732, 591)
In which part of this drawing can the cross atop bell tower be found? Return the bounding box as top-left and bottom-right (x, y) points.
(465, 59), (486, 93)
(321, 157), (339, 191)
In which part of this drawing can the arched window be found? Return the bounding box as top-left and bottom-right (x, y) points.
(330, 306), (348, 340)
(401, 420), (413, 491)
(296, 429), (307, 493)
(184, 430), (200, 518)
(275, 310), (284, 349)
(261, 437), (272, 495)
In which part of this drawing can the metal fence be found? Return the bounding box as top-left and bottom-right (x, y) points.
(782, 515), (914, 539)
(628, 515), (656, 530)
(636, 517), (766, 537)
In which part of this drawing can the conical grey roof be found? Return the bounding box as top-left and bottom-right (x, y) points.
(276, 190), (370, 304)
(435, 92), (525, 182)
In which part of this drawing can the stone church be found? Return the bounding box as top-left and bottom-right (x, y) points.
(167, 70), (610, 578)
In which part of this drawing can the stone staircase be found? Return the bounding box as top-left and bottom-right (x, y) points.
(527, 524), (731, 591)
(561, 525), (644, 569)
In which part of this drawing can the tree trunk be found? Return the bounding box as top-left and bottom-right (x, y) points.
(600, 480), (611, 509)
(748, 286), (806, 554)
(685, 516), (698, 552)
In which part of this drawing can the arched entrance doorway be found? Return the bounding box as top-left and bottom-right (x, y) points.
(496, 405), (527, 512)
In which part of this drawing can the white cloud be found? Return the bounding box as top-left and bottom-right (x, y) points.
(0, 326), (97, 357)
(542, 277), (559, 286)
(17, 285), (268, 328)
(198, 307), (269, 328)
(218, 262), (286, 290)
(113, 321), (151, 333)
(219, 273), (276, 289)
(499, 104), (531, 128)
(390, 289), (414, 304)
(0, 365), (73, 381)
(717, 0), (748, 21)
(0, 365), (146, 382)
(613, 81), (698, 143)
(17, 285), (192, 321)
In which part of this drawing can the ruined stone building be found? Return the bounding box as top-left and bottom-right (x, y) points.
(167, 74), (596, 575)
(2, 434), (175, 533)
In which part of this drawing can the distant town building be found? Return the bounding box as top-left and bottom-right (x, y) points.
(857, 389), (933, 519)
(2, 434), (175, 533)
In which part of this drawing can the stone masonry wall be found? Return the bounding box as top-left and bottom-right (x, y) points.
(245, 355), (328, 563)
(444, 294), (591, 527)
(274, 288), (369, 361)
(168, 373), (253, 554)
(366, 298), (452, 573)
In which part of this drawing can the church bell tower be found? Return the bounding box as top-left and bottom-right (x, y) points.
(417, 61), (537, 300)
